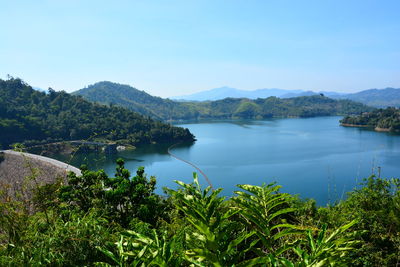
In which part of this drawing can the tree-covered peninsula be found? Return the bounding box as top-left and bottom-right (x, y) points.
(340, 107), (400, 132)
(0, 78), (195, 149)
(74, 81), (374, 121)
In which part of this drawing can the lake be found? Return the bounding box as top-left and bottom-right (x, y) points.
(53, 116), (400, 205)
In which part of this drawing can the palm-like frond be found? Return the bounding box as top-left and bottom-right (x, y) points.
(233, 183), (297, 255)
(170, 174), (255, 266)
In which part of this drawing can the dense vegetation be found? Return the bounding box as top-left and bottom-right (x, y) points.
(0, 78), (194, 149)
(73, 81), (199, 121)
(341, 107), (400, 132)
(1, 159), (399, 266)
(198, 95), (372, 119)
(74, 81), (373, 121)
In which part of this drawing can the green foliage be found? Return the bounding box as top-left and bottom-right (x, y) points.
(96, 230), (183, 267)
(105, 160), (164, 227)
(74, 81), (373, 121)
(32, 178), (63, 214)
(106, 175), (359, 267)
(233, 101), (262, 119)
(1, 159), (398, 266)
(169, 174), (253, 266)
(233, 183), (297, 258)
(0, 77), (195, 148)
(0, 194), (30, 246)
(0, 210), (115, 266)
(317, 176), (400, 266)
(59, 166), (108, 213)
(73, 81), (201, 121)
(231, 183), (358, 266)
(11, 143), (25, 152)
(59, 159), (166, 227)
(291, 220), (359, 266)
(341, 107), (400, 132)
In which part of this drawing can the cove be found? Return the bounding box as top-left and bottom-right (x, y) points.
(52, 116), (400, 205)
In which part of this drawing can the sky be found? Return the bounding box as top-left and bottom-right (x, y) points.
(1, 0), (400, 97)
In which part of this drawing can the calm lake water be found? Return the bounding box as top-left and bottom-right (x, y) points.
(53, 116), (400, 205)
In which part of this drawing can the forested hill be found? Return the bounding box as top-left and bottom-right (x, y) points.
(73, 81), (199, 121)
(191, 95), (373, 119)
(0, 78), (195, 149)
(74, 81), (373, 120)
(340, 107), (400, 132)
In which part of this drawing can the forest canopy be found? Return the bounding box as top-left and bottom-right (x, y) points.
(0, 78), (195, 149)
(340, 107), (400, 132)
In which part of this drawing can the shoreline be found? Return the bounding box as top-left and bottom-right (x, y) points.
(340, 123), (391, 132)
(340, 123), (371, 128)
(374, 127), (391, 132)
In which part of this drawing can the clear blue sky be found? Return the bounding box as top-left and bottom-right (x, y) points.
(1, 0), (399, 97)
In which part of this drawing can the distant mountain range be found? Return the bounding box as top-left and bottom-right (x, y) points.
(172, 87), (400, 108)
(332, 88), (400, 108)
(172, 87), (315, 101)
(73, 82), (372, 121)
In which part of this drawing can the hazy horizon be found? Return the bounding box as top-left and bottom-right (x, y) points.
(1, 0), (399, 97)
(27, 81), (400, 99)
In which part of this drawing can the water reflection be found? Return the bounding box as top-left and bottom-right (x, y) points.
(176, 118), (278, 128)
(52, 141), (195, 171)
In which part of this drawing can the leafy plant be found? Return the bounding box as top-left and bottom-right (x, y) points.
(169, 174), (255, 266)
(290, 220), (359, 266)
(321, 176), (400, 266)
(59, 159), (166, 227)
(232, 183), (298, 262)
(0, 210), (115, 266)
(97, 230), (182, 267)
(104, 160), (164, 227)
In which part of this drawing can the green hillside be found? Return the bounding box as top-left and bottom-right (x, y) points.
(74, 82), (373, 120)
(73, 82), (199, 120)
(196, 95), (373, 119)
(0, 78), (195, 149)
